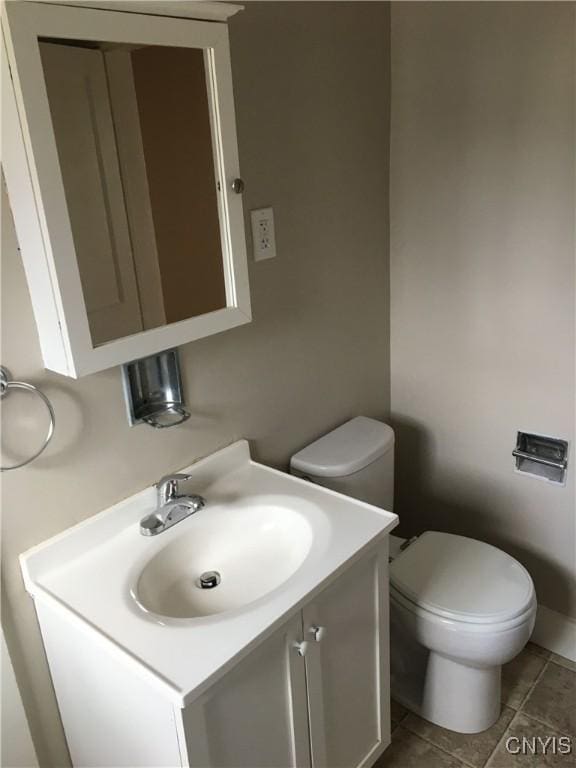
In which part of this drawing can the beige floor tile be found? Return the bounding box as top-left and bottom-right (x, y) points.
(391, 698), (409, 725)
(550, 653), (576, 673)
(375, 726), (467, 768)
(522, 662), (576, 737)
(487, 712), (575, 767)
(402, 706), (515, 768)
(501, 649), (546, 709)
(526, 642), (551, 660)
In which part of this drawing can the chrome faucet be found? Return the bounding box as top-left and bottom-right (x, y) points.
(140, 473), (206, 536)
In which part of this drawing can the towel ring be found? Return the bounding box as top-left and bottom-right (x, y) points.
(0, 366), (55, 471)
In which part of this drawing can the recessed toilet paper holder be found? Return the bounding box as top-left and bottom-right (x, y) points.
(512, 432), (568, 485)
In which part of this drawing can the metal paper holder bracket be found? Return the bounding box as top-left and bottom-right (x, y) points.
(512, 432), (568, 485)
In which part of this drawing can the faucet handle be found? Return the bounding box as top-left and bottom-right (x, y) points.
(156, 473), (193, 505)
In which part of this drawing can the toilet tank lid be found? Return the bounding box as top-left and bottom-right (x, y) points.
(290, 417), (394, 478)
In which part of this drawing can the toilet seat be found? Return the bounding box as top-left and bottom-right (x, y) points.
(390, 584), (536, 634)
(390, 531), (535, 625)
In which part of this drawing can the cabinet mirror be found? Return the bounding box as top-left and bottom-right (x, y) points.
(2, 2), (250, 377)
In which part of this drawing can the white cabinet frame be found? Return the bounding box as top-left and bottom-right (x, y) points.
(1, 2), (250, 377)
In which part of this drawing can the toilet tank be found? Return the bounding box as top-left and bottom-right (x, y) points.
(290, 416), (395, 510)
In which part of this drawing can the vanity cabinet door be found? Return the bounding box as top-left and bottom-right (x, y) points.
(302, 549), (390, 768)
(180, 614), (311, 768)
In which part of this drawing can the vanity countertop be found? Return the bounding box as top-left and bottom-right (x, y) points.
(20, 440), (397, 707)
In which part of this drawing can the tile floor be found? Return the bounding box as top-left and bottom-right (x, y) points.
(376, 643), (576, 768)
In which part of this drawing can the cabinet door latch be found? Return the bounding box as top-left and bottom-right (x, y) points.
(293, 641), (309, 657)
(308, 625), (326, 643)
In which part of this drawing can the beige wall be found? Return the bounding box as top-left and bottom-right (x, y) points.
(1, 3), (390, 765)
(390, 3), (575, 618)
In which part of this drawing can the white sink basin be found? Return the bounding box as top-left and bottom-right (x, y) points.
(134, 499), (314, 619)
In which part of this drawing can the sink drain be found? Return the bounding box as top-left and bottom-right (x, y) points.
(197, 570), (221, 589)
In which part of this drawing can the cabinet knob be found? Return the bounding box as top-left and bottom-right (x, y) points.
(309, 625), (326, 643)
(293, 641), (309, 657)
(231, 178), (245, 194)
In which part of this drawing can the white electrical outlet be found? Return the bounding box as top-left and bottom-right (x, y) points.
(251, 207), (276, 261)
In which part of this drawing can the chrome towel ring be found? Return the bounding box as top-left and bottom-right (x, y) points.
(0, 366), (55, 471)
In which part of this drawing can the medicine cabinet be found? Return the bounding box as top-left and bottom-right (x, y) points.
(2, 1), (250, 377)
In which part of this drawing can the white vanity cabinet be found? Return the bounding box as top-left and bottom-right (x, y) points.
(182, 548), (390, 768)
(22, 442), (398, 768)
(36, 546), (390, 768)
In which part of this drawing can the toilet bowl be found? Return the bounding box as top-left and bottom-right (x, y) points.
(389, 531), (536, 733)
(290, 417), (537, 734)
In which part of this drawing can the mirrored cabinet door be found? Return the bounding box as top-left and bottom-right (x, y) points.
(39, 40), (149, 346)
(2, 1), (250, 377)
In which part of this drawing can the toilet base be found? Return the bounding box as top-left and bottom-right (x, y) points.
(421, 652), (501, 733)
(391, 645), (501, 734)
(390, 603), (507, 734)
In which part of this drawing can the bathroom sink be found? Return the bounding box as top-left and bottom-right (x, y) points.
(20, 440), (397, 705)
(134, 500), (314, 619)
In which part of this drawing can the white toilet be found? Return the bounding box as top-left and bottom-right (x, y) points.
(290, 416), (537, 734)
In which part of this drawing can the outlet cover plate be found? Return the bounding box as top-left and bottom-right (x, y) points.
(251, 207), (276, 261)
